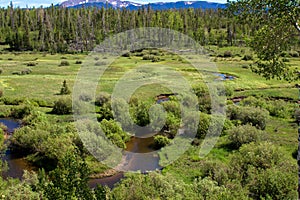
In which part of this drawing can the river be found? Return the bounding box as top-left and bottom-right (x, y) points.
(0, 119), (160, 188)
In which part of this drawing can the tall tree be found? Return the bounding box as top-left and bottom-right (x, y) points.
(227, 0), (300, 80)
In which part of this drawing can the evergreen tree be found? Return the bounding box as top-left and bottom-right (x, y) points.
(60, 80), (71, 95)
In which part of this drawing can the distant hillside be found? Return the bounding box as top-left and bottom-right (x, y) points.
(60, 0), (227, 10)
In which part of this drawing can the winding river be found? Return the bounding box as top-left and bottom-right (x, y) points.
(0, 119), (160, 188)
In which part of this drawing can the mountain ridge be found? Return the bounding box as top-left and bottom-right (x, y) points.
(60, 0), (227, 10)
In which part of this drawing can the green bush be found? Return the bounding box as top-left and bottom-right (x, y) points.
(247, 166), (297, 199)
(0, 123), (8, 133)
(289, 50), (299, 57)
(197, 112), (210, 138)
(228, 124), (263, 149)
(239, 96), (267, 108)
(230, 142), (284, 176)
(225, 87), (233, 97)
(122, 52), (130, 57)
(164, 113), (180, 138)
(265, 100), (295, 118)
(133, 101), (150, 126)
(11, 103), (35, 119)
(223, 51), (232, 57)
(142, 55), (155, 61)
(100, 119), (129, 149)
(229, 142), (297, 199)
(198, 95), (212, 113)
(21, 68), (32, 75)
(151, 56), (161, 62)
(192, 84), (208, 98)
(59, 60), (70, 66)
(97, 102), (113, 122)
(111, 173), (194, 199)
(95, 92), (110, 106)
(154, 135), (170, 149)
(240, 97), (295, 118)
(1, 97), (25, 105)
(241, 64), (249, 69)
(227, 105), (269, 130)
(0, 106), (11, 118)
(242, 54), (253, 61)
(282, 57), (290, 62)
(52, 98), (72, 115)
(161, 101), (181, 119)
(27, 62), (37, 66)
(60, 80), (71, 95)
(0, 68), (3, 74)
(12, 71), (21, 75)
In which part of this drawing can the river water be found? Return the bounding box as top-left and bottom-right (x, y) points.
(0, 119), (160, 188)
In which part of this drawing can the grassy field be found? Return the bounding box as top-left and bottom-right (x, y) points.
(0, 46), (299, 180)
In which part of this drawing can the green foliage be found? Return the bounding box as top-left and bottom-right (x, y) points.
(59, 60), (70, 66)
(0, 106), (11, 118)
(113, 98), (132, 131)
(59, 80), (71, 95)
(1, 177), (43, 200)
(289, 50), (299, 58)
(12, 122), (76, 165)
(193, 177), (249, 200)
(52, 97), (72, 115)
(240, 96), (296, 118)
(27, 62), (37, 66)
(230, 142), (285, 181)
(98, 102), (113, 122)
(265, 100), (296, 118)
(38, 153), (95, 200)
(223, 51), (232, 57)
(94, 184), (108, 200)
(154, 135), (170, 149)
(228, 124), (263, 149)
(164, 113), (181, 138)
(11, 102), (35, 119)
(133, 101), (150, 126)
(197, 112), (210, 138)
(1, 97), (25, 105)
(227, 105), (269, 130)
(228, 141), (297, 199)
(95, 92), (110, 106)
(161, 100), (181, 119)
(100, 119), (130, 149)
(247, 166), (297, 199)
(242, 54), (253, 61)
(111, 173), (195, 199)
(196, 113), (225, 139)
(227, 0), (300, 80)
(200, 160), (230, 186)
(192, 84), (208, 98)
(22, 110), (48, 126)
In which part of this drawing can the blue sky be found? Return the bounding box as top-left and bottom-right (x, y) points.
(0, 0), (227, 8)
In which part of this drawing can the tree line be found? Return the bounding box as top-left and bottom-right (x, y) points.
(0, 4), (258, 53)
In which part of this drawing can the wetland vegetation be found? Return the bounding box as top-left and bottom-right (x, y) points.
(0, 0), (299, 199)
